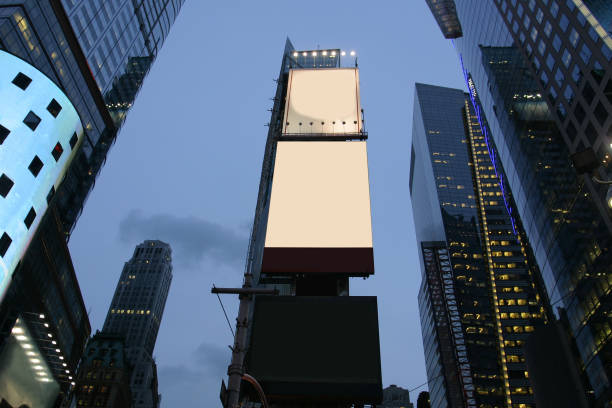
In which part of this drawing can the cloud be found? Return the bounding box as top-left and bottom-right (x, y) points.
(194, 342), (230, 376)
(157, 365), (203, 387)
(119, 210), (248, 268)
(157, 341), (230, 406)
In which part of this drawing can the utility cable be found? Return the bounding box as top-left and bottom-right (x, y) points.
(213, 284), (235, 338)
(408, 373), (444, 393)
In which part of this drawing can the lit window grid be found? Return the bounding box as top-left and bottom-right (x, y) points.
(452, 1), (612, 396)
(465, 99), (513, 407)
(420, 86), (506, 405)
(466, 100), (548, 404)
(0, 51), (83, 301)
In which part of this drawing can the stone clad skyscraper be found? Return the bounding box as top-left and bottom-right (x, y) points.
(102, 240), (172, 408)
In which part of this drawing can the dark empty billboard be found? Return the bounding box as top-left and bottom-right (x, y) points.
(247, 296), (382, 404)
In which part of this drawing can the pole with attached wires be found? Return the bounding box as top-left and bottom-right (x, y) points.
(211, 278), (277, 408)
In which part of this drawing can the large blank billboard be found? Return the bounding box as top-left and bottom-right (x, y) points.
(247, 296), (382, 404)
(283, 68), (362, 134)
(262, 141), (373, 275)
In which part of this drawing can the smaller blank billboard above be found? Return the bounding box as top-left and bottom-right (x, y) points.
(262, 141), (373, 275)
(283, 68), (362, 135)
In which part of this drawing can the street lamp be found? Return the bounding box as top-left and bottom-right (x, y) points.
(570, 147), (612, 209)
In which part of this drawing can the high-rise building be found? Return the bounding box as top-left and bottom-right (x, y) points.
(411, 83), (551, 407)
(381, 384), (414, 408)
(101, 240), (172, 408)
(425, 1), (612, 404)
(219, 40), (382, 407)
(0, 1), (183, 403)
(72, 332), (132, 408)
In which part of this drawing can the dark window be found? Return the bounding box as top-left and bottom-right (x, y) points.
(46, 99), (62, 117)
(0, 124), (9, 144)
(569, 29), (579, 47)
(566, 121), (577, 140)
(582, 82), (595, 105)
(577, 11), (586, 26)
(564, 85), (575, 103)
(558, 103), (567, 120)
(23, 111), (41, 131)
(47, 185), (55, 204)
(12, 72), (31, 90)
(0, 232), (11, 257)
(594, 101), (608, 126)
(51, 142), (63, 161)
(553, 35), (562, 51)
(536, 9), (543, 23)
(580, 44), (592, 64)
(69, 132), (78, 149)
(541, 71), (549, 86)
(544, 21), (552, 37)
(555, 68), (565, 86)
(24, 207), (36, 229)
(562, 49), (571, 67)
(574, 103), (586, 124)
(593, 61), (604, 83)
(533, 57), (541, 71)
(585, 122), (598, 145)
(549, 87), (558, 103)
(547, 54), (555, 70)
(0, 174), (14, 198)
(560, 15), (569, 32)
(572, 65), (582, 82)
(604, 80), (612, 105)
(551, 2), (559, 17)
(28, 156), (43, 177)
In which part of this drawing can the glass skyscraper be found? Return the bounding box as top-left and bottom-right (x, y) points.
(0, 1), (184, 404)
(102, 240), (172, 408)
(427, 0), (612, 404)
(411, 83), (551, 408)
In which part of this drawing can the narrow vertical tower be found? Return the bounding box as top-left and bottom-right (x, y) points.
(103, 240), (172, 408)
(411, 84), (552, 408)
(222, 41), (382, 407)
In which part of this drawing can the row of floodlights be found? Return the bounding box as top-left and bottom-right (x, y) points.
(11, 316), (75, 386)
(292, 50), (356, 57)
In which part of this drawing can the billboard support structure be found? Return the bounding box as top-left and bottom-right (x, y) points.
(211, 281), (277, 408)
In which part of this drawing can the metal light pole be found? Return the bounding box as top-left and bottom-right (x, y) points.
(212, 279), (277, 408)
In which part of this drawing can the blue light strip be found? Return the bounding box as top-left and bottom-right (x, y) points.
(457, 52), (517, 235)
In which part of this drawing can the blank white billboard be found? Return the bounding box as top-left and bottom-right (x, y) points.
(265, 141), (372, 248)
(283, 68), (362, 134)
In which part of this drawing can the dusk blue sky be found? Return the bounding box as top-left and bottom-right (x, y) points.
(68, 1), (465, 406)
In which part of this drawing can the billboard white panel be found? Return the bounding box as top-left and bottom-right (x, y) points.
(283, 68), (362, 134)
(265, 141), (372, 248)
